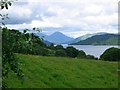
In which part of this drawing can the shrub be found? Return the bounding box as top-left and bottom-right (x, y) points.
(55, 45), (64, 50)
(86, 55), (97, 60)
(100, 47), (120, 61)
(55, 50), (67, 57)
(77, 50), (86, 58)
(65, 46), (79, 58)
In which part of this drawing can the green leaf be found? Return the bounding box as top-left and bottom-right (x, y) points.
(23, 30), (27, 34)
(2, 22), (5, 26)
(8, 2), (12, 6)
(33, 27), (36, 30)
(1, 5), (4, 9)
(5, 3), (8, 9)
(2, 17), (4, 20)
(0, 14), (2, 17)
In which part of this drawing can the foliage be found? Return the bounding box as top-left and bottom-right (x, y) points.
(0, 0), (13, 10)
(2, 27), (24, 88)
(0, 0), (25, 88)
(4, 54), (118, 88)
(77, 50), (86, 58)
(100, 47), (120, 61)
(2, 28), (48, 55)
(55, 49), (67, 57)
(55, 45), (64, 50)
(65, 46), (79, 58)
(2, 26), (50, 88)
(86, 55), (98, 60)
(54, 45), (67, 57)
(47, 43), (55, 50)
(0, 0), (14, 26)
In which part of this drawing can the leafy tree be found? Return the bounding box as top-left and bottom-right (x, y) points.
(48, 43), (54, 49)
(100, 47), (120, 61)
(55, 45), (64, 50)
(65, 46), (79, 58)
(77, 50), (86, 58)
(55, 49), (67, 57)
(3, 28), (48, 56)
(86, 55), (97, 60)
(54, 45), (66, 57)
(1, 0), (55, 88)
(2, 27), (24, 88)
(1, 0), (24, 88)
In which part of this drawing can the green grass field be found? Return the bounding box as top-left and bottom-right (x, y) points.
(4, 54), (118, 88)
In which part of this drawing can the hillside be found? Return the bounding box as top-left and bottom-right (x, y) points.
(36, 32), (74, 44)
(67, 32), (108, 44)
(5, 54), (118, 88)
(71, 34), (119, 45)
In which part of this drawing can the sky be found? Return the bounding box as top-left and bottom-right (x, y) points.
(1, 0), (119, 38)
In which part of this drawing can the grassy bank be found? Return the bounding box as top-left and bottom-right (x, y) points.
(4, 54), (118, 88)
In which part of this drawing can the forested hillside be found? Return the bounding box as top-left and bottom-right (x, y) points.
(71, 34), (119, 45)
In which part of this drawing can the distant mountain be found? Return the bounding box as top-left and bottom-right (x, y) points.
(71, 34), (119, 45)
(45, 32), (74, 44)
(34, 33), (53, 45)
(35, 32), (74, 44)
(67, 32), (108, 44)
(67, 34), (94, 44)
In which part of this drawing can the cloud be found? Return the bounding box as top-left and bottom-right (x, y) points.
(1, 0), (119, 38)
(31, 20), (62, 28)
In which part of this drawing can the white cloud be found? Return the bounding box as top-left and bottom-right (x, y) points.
(6, 23), (32, 30)
(84, 13), (118, 26)
(2, 0), (119, 38)
(31, 20), (62, 28)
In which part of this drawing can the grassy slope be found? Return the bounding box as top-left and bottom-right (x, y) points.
(5, 54), (118, 88)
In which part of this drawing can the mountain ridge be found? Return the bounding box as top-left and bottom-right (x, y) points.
(70, 34), (119, 45)
(67, 32), (108, 44)
(35, 31), (74, 44)
(35, 31), (118, 45)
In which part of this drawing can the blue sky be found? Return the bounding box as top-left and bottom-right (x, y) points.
(1, 0), (118, 38)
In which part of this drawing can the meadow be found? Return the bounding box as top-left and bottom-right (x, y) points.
(4, 54), (118, 88)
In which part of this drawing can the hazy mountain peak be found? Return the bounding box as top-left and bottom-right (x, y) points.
(52, 31), (62, 34)
(50, 31), (64, 36)
(47, 32), (74, 44)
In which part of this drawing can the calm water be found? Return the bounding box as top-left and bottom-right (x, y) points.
(62, 44), (118, 58)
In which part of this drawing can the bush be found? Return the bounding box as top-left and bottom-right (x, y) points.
(65, 46), (79, 58)
(86, 55), (97, 60)
(100, 47), (120, 61)
(48, 43), (55, 49)
(55, 45), (64, 50)
(77, 50), (86, 58)
(55, 50), (67, 57)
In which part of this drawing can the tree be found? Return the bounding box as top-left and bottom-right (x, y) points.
(55, 45), (64, 50)
(2, 28), (24, 88)
(65, 46), (79, 58)
(100, 47), (120, 61)
(55, 49), (67, 57)
(1, 0), (24, 88)
(77, 50), (86, 58)
(48, 43), (54, 49)
(86, 55), (97, 60)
